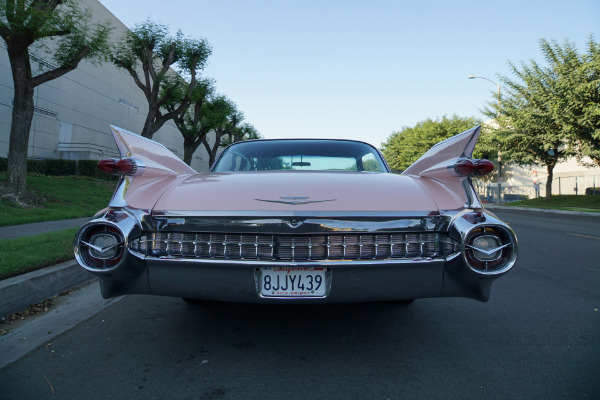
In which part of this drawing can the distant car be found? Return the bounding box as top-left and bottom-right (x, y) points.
(74, 125), (517, 303)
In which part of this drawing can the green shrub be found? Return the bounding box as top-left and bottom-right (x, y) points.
(26, 159), (48, 174)
(585, 187), (600, 195)
(78, 159), (114, 180)
(0, 157), (115, 180)
(45, 159), (77, 175)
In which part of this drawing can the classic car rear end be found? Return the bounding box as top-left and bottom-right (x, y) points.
(74, 126), (517, 303)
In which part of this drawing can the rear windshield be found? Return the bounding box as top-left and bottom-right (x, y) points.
(212, 140), (388, 173)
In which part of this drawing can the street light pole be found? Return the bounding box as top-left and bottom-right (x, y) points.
(468, 75), (502, 205)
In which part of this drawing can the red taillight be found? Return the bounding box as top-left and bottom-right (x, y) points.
(116, 158), (136, 175)
(97, 158), (138, 175)
(452, 159), (494, 177)
(454, 159), (474, 176)
(474, 159), (494, 176)
(97, 159), (117, 174)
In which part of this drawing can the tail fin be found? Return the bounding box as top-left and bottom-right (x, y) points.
(106, 126), (196, 209)
(110, 125), (196, 176)
(402, 126), (480, 178)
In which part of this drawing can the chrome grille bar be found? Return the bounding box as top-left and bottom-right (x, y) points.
(129, 232), (458, 261)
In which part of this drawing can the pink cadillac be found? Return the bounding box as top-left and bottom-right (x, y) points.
(74, 125), (517, 303)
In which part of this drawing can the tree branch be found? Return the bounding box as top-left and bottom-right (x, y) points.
(127, 67), (151, 100)
(29, 45), (89, 87)
(145, 46), (157, 83)
(37, 29), (72, 39)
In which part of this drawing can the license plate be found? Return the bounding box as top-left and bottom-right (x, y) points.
(259, 267), (328, 297)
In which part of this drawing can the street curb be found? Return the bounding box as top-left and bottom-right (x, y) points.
(484, 204), (600, 217)
(0, 260), (94, 319)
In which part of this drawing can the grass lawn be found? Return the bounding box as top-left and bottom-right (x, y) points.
(0, 228), (78, 280)
(0, 174), (115, 227)
(502, 195), (600, 212)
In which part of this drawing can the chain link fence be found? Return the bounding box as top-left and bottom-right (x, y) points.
(474, 174), (600, 203)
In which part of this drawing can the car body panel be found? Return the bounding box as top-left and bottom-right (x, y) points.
(75, 125), (517, 303)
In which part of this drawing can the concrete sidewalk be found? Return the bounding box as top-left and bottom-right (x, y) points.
(485, 204), (600, 217)
(0, 217), (90, 239)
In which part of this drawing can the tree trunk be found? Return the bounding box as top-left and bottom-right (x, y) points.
(183, 137), (201, 166)
(545, 163), (555, 199)
(5, 44), (35, 195)
(141, 104), (159, 139)
(201, 130), (224, 168)
(208, 138), (221, 167)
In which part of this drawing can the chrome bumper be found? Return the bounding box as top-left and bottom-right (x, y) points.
(74, 208), (517, 303)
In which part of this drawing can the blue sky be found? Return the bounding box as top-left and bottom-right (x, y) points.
(98, 0), (599, 148)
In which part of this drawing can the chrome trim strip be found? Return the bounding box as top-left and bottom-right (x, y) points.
(151, 210), (450, 218)
(108, 176), (131, 208)
(149, 215), (452, 234)
(126, 252), (451, 266)
(462, 178), (483, 209)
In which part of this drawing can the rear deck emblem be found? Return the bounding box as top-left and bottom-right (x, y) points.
(255, 196), (337, 205)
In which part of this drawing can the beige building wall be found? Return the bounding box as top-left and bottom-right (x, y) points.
(0, 0), (212, 172)
(474, 158), (600, 200)
(476, 120), (600, 200)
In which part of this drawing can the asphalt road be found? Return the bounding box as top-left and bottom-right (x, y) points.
(0, 209), (599, 400)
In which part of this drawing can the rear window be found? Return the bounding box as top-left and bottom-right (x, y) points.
(212, 140), (387, 173)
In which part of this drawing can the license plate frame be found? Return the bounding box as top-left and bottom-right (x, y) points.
(258, 267), (330, 298)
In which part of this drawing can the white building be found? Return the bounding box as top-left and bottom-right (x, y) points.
(0, 0), (212, 172)
(473, 121), (600, 200)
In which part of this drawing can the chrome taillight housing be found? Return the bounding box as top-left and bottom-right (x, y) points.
(463, 225), (516, 275)
(97, 157), (144, 176)
(453, 158), (495, 177)
(76, 224), (125, 271)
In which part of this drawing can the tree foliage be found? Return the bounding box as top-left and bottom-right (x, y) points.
(381, 115), (481, 171)
(167, 79), (219, 165)
(545, 38), (600, 166)
(111, 19), (211, 139)
(0, 0), (111, 198)
(481, 37), (600, 197)
(194, 97), (261, 167)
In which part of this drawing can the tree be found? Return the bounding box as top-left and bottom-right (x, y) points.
(111, 19), (211, 139)
(201, 97), (252, 167)
(381, 115), (481, 171)
(222, 122), (261, 146)
(481, 38), (600, 197)
(0, 0), (110, 198)
(543, 38), (600, 166)
(166, 78), (216, 165)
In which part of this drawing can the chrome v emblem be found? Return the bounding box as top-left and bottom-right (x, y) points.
(255, 196), (337, 205)
(465, 243), (512, 255)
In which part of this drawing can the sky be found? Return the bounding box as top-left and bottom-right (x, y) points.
(97, 0), (600, 148)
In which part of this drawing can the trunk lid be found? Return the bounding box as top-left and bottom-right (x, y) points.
(152, 171), (440, 213)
